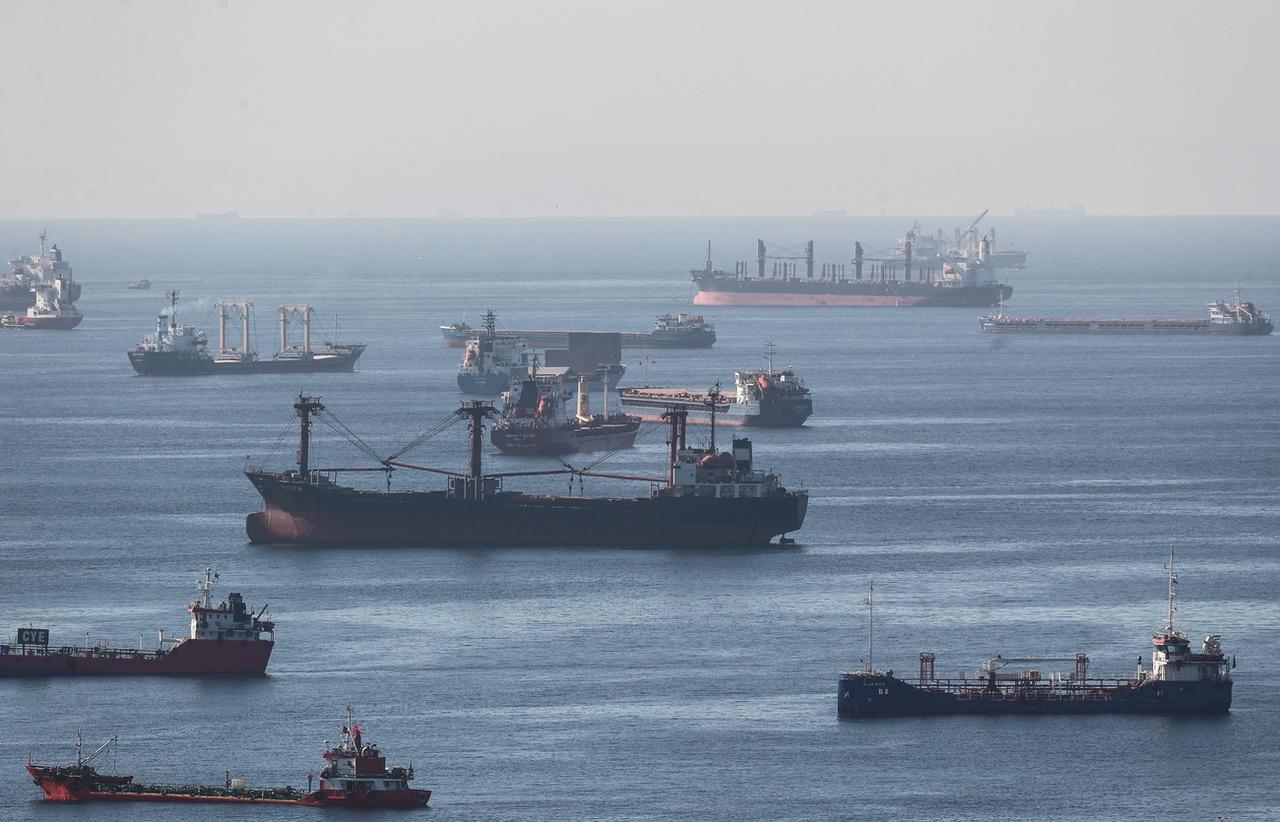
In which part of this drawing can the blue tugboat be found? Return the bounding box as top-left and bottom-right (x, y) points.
(838, 552), (1234, 717)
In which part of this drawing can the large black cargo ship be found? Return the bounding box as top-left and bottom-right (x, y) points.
(838, 557), (1233, 718)
(245, 396), (806, 548)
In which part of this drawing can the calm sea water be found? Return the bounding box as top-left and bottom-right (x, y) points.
(1, 217), (1277, 821)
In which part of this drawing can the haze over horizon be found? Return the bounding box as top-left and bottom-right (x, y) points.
(5, 0), (1278, 219)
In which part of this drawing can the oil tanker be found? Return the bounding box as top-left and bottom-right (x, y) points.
(979, 296), (1273, 335)
(1, 569), (274, 676)
(245, 395), (806, 548)
(620, 343), (812, 427)
(128, 292), (365, 376)
(691, 239), (1010, 307)
(27, 710), (430, 808)
(838, 554), (1233, 717)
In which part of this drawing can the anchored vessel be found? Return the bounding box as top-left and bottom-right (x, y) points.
(457, 311), (624, 394)
(980, 297), (1274, 335)
(1, 231), (83, 310)
(837, 554), (1233, 717)
(128, 292), (366, 375)
(128, 278), (151, 290)
(691, 239), (1010, 307)
(937, 209), (1027, 269)
(442, 312), (715, 349)
(1, 569), (274, 676)
(457, 310), (536, 394)
(492, 374), (641, 455)
(2, 271), (82, 329)
(27, 710), (430, 808)
(620, 342), (812, 427)
(245, 395), (806, 547)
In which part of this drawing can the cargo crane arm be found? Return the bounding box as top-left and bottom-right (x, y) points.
(966, 208), (990, 234)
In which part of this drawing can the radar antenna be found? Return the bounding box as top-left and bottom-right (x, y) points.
(196, 567), (220, 609)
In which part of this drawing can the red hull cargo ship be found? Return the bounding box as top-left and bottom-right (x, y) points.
(691, 239), (1011, 307)
(27, 709), (430, 808)
(246, 395), (807, 548)
(0, 569), (274, 676)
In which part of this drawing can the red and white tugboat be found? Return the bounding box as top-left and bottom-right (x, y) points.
(0, 568), (274, 676)
(307, 707), (432, 807)
(27, 709), (431, 808)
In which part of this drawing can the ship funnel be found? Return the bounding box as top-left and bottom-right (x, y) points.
(732, 437), (752, 474)
(577, 375), (591, 421)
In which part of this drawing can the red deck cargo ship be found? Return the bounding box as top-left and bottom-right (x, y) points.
(27, 709), (430, 808)
(0, 569), (274, 676)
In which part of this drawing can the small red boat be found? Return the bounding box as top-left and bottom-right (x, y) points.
(0, 568), (274, 676)
(27, 710), (431, 808)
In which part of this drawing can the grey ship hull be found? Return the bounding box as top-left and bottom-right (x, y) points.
(129, 346), (366, 376)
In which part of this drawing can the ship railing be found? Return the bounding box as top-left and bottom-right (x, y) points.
(1, 644), (168, 661)
(911, 676), (1139, 697)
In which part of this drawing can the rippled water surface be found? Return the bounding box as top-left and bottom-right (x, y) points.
(1, 217), (1277, 820)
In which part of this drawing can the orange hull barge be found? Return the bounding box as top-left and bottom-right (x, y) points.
(28, 712), (430, 809)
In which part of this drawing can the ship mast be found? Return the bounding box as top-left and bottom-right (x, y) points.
(866, 580), (874, 674)
(165, 289), (179, 330)
(197, 567), (219, 608)
(765, 339), (776, 375)
(482, 309), (497, 338)
(1165, 546), (1177, 635)
(706, 381), (723, 452)
(662, 406), (688, 487)
(294, 394), (326, 478)
(457, 400), (496, 481)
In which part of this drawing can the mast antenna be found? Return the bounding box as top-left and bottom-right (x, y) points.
(1165, 545), (1178, 635)
(706, 380), (722, 452)
(866, 580), (875, 673)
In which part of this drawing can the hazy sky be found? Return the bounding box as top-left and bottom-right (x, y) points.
(5, 0), (1278, 218)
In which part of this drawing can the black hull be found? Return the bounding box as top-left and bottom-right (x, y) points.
(837, 673), (1232, 717)
(128, 347), (366, 376)
(245, 471), (807, 548)
(744, 397), (812, 427)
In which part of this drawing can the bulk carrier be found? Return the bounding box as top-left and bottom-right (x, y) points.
(1, 569), (274, 676)
(244, 394), (806, 547)
(838, 553), (1233, 717)
(128, 292), (366, 375)
(27, 709), (430, 808)
(441, 312), (715, 349)
(691, 239), (1010, 307)
(979, 296), (1273, 335)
